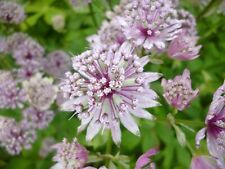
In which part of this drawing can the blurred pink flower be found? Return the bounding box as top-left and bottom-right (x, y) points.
(161, 69), (199, 111)
(190, 156), (221, 169)
(167, 31), (201, 60)
(0, 71), (26, 109)
(0, 1), (25, 24)
(60, 43), (161, 145)
(135, 148), (158, 169)
(52, 138), (88, 169)
(43, 50), (71, 79)
(22, 107), (54, 129)
(0, 116), (36, 155)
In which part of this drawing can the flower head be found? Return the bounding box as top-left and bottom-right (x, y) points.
(135, 148), (158, 169)
(167, 31), (201, 60)
(22, 107), (54, 129)
(60, 43), (161, 144)
(0, 1), (25, 24)
(0, 71), (26, 109)
(196, 82), (225, 163)
(190, 156), (221, 169)
(161, 69), (199, 111)
(23, 73), (58, 110)
(5, 33), (44, 68)
(120, 0), (181, 50)
(52, 138), (88, 169)
(0, 116), (36, 155)
(43, 50), (71, 79)
(88, 18), (125, 47)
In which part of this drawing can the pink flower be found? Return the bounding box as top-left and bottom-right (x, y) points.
(167, 31), (201, 60)
(0, 1), (25, 24)
(60, 43), (161, 145)
(120, 0), (181, 50)
(0, 116), (36, 155)
(43, 50), (71, 79)
(190, 156), (221, 169)
(52, 138), (88, 169)
(135, 148), (158, 169)
(161, 69), (199, 111)
(196, 81), (225, 166)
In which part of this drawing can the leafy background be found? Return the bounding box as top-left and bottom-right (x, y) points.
(0, 0), (225, 168)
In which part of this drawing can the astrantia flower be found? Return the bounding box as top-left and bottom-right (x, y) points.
(60, 43), (161, 144)
(196, 81), (225, 165)
(52, 138), (88, 169)
(0, 71), (26, 109)
(135, 148), (158, 169)
(0, 116), (36, 155)
(161, 69), (199, 111)
(120, 0), (181, 50)
(190, 156), (221, 169)
(6, 33), (44, 68)
(0, 1), (25, 24)
(0, 37), (8, 53)
(43, 50), (71, 79)
(23, 73), (58, 110)
(88, 18), (125, 47)
(16, 64), (40, 80)
(167, 10), (201, 61)
(167, 31), (201, 60)
(22, 107), (54, 129)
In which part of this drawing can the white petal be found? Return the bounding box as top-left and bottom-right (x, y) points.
(86, 120), (101, 142)
(130, 108), (155, 120)
(119, 112), (140, 136)
(111, 121), (121, 145)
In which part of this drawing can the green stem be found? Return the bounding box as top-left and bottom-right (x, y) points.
(186, 140), (195, 156)
(88, 3), (98, 28)
(106, 132), (112, 166)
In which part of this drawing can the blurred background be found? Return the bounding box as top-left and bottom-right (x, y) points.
(0, 0), (225, 169)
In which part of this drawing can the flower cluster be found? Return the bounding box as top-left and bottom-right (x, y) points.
(0, 116), (36, 155)
(161, 69), (199, 111)
(0, 1), (25, 24)
(88, 0), (201, 61)
(60, 43), (161, 144)
(0, 71), (26, 109)
(23, 73), (58, 110)
(52, 138), (88, 169)
(43, 50), (71, 79)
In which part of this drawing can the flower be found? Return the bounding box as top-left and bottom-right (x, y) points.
(60, 43), (161, 145)
(167, 31), (201, 60)
(190, 156), (221, 169)
(23, 73), (58, 110)
(161, 69), (199, 111)
(5, 33), (44, 69)
(167, 9), (201, 60)
(0, 116), (36, 155)
(87, 17), (125, 47)
(43, 50), (71, 79)
(0, 71), (26, 109)
(22, 107), (54, 129)
(196, 81), (225, 165)
(0, 1), (25, 24)
(39, 137), (55, 158)
(52, 15), (65, 32)
(135, 148), (158, 169)
(120, 0), (181, 50)
(51, 138), (88, 169)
